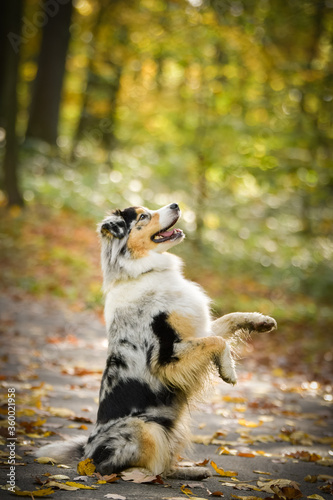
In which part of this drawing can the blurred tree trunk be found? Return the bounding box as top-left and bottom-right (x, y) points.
(70, 0), (108, 160)
(71, 1), (125, 164)
(1, 0), (24, 206)
(26, 0), (73, 145)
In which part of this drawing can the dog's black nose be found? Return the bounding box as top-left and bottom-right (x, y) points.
(169, 203), (179, 210)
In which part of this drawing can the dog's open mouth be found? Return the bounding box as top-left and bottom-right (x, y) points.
(152, 219), (184, 243)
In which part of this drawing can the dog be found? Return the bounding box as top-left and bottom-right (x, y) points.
(36, 203), (276, 479)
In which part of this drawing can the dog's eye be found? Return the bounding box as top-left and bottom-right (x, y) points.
(138, 214), (148, 221)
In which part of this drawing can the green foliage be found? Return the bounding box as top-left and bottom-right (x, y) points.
(1, 0), (332, 336)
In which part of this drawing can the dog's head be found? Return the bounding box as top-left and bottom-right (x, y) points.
(99, 203), (185, 260)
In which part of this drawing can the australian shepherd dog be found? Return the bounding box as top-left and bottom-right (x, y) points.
(36, 203), (276, 479)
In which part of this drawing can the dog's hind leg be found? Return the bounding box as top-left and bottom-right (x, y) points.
(212, 312), (277, 347)
(85, 420), (173, 476)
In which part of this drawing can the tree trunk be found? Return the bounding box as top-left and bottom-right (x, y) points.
(26, 0), (73, 144)
(1, 0), (24, 206)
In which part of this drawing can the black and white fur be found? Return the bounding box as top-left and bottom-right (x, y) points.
(36, 203), (276, 479)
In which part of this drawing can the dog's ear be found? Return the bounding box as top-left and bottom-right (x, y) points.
(100, 220), (127, 239)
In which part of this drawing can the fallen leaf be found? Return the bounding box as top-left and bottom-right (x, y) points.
(47, 407), (76, 418)
(237, 452), (256, 458)
(211, 461), (238, 477)
(286, 451), (321, 462)
(65, 481), (98, 489)
(318, 474), (333, 481)
(47, 474), (70, 480)
(257, 479), (302, 499)
(307, 496), (325, 500)
(304, 475), (317, 483)
(317, 458), (333, 466)
(233, 483), (261, 492)
(35, 457), (57, 465)
(180, 485), (194, 495)
(44, 481), (78, 491)
(238, 419), (263, 428)
(231, 496), (262, 500)
(253, 471), (271, 475)
(209, 492), (224, 497)
(94, 472), (119, 483)
(104, 495), (127, 499)
(77, 457), (96, 475)
(120, 468), (159, 483)
(223, 395), (247, 404)
(11, 488), (54, 497)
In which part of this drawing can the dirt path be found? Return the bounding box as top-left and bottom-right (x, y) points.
(0, 292), (332, 499)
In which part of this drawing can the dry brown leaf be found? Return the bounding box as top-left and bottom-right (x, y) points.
(285, 451), (321, 462)
(257, 479), (302, 499)
(304, 475), (317, 483)
(94, 472), (119, 483)
(120, 468), (158, 483)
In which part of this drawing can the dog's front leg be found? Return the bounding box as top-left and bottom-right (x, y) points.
(154, 336), (237, 393)
(211, 312), (277, 345)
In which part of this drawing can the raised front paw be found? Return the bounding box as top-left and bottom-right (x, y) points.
(216, 343), (237, 385)
(247, 313), (277, 334)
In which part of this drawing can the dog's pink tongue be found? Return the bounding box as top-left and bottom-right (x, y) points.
(159, 229), (174, 237)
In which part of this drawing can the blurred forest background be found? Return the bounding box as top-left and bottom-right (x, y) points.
(0, 0), (332, 373)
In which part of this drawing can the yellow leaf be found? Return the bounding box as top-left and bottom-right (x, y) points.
(65, 481), (98, 489)
(12, 488), (54, 497)
(211, 461), (238, 477)
(238, 419), (263, 428)
(180, 484), (194, 496)
(77, 457), (96, 476)
(47, 407), (76, 418)
(45, 481), (78, 491)
(35, 457), (57, 465)
(223, 395), (248, 404)
(307, 495), (325, 500)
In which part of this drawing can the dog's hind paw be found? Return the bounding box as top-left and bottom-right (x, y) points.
(167, 466), (212, 480)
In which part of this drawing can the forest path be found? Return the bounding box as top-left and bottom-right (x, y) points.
(0, 292), (332, 499)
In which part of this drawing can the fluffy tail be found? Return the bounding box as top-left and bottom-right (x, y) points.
(35, 436), (87, 463)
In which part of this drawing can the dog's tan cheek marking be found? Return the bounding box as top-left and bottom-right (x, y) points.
(168, 312), (195, 340)
(127, 213), (161, 259)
